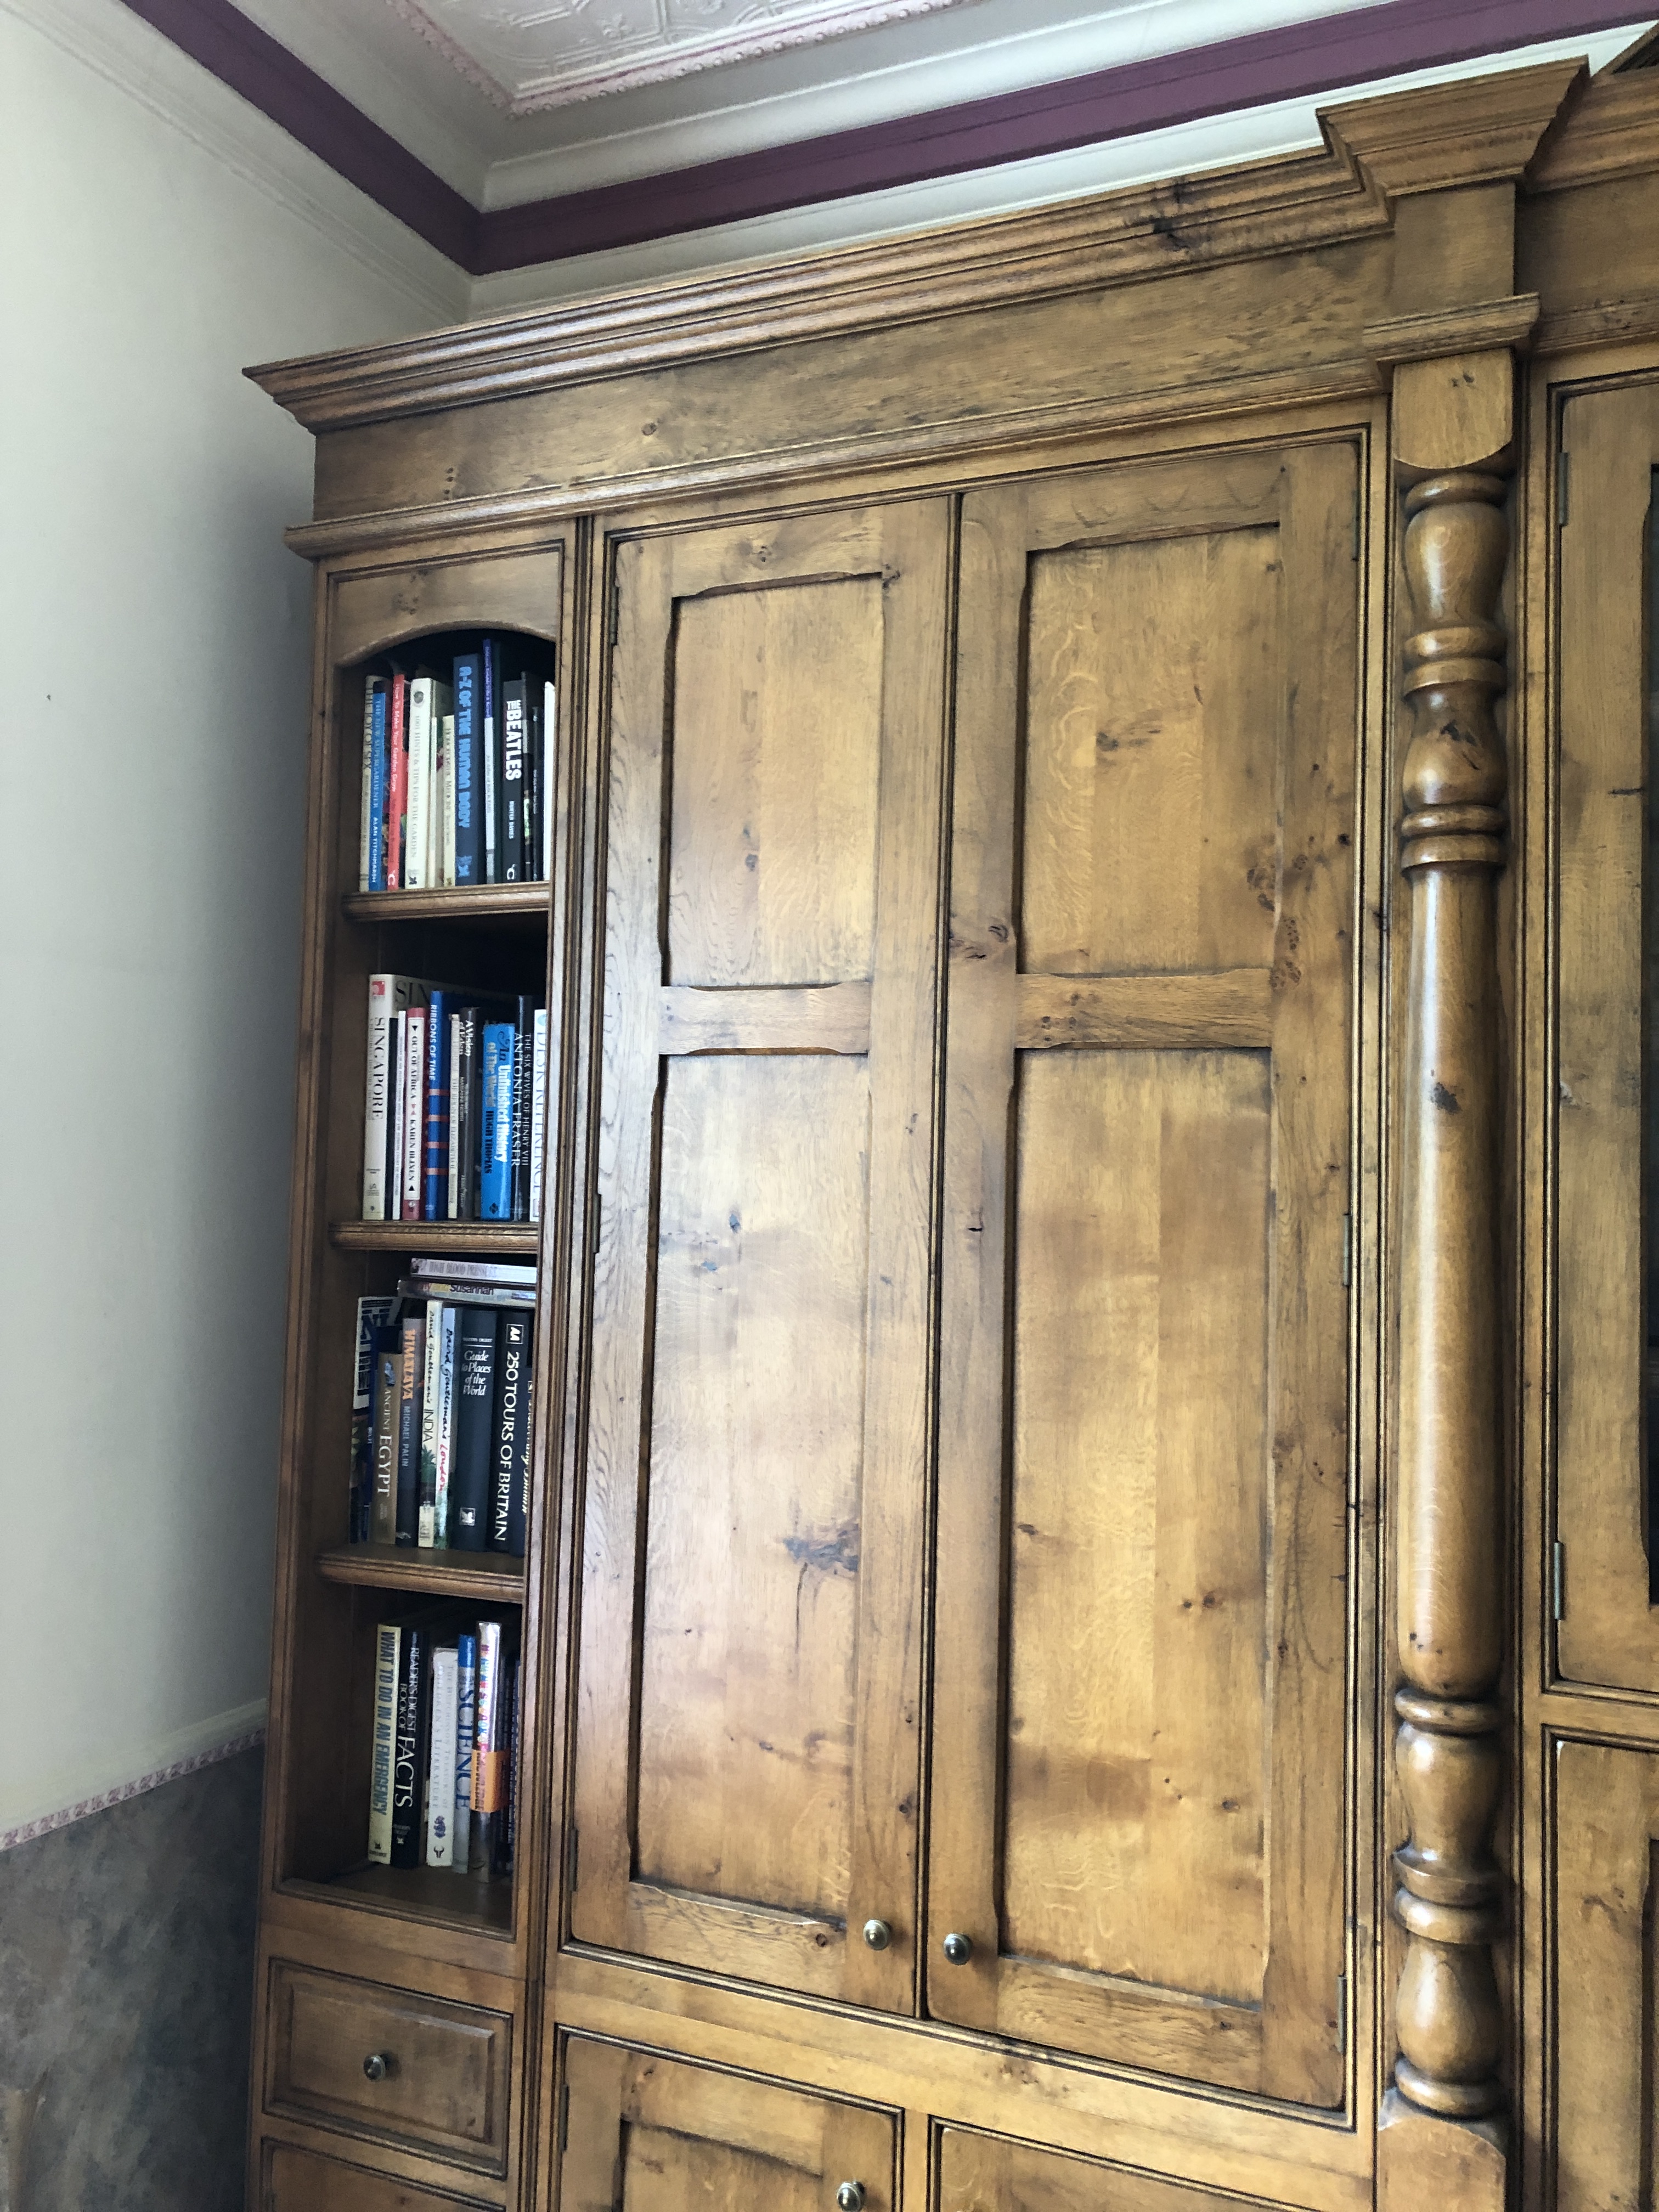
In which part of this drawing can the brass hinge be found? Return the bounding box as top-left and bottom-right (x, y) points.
(1558, 449), (1571, 527)
(1553, 1541), (1567, 1622)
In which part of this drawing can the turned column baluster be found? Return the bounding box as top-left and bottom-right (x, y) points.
(1391, 469), (1510, 2121)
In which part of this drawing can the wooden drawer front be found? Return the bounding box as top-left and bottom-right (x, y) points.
(940, 2130), (1261, 2211)
(264, 2140), (495, 2209)
(266, 1960), (511, 2173)
(561, 2036), (894, 2212)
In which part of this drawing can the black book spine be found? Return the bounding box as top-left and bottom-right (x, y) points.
(510, 995), (534, 1222)
(490, 1312), (531, 1554)
(452, 1307), (498, 1551)
(390, 1625), (430, 1869)
(492, 1657), (520, 1881)
(453, 1009), (478, 1220)
(394, 1314), (425, 1545)
(501, 677), (526, 883)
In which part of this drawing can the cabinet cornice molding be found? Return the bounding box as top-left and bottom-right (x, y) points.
(1527, 70), (1659, 194)
(1363, 295), (1539, 370)
(1324, 58), (1586, 202)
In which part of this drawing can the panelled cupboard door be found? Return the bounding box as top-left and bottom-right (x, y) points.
(1553, 1741), (1659, 2212)
(1556, 384), (1659, 1692)
(930, 446), (1357, 2101)
(570, 504), (950, 2008)
(938, 2129), (1262, 2211)
(559, 2039), (894, 2212)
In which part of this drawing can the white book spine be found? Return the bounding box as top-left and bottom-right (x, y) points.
(405, 678), (433, 891)
(425, 1647), (459, 1868)
(367, 1623), (400, 1863)
(389, 1011), (407, 1222)
(542, 677), (556, 884)
(529, 1008), (549, 1224)
(363, 977), (392, 1221)
(402, 1008), (427, 1223)
(359, 680), (377, 893)
(418, 1299), (443, 1547)
(435, 1302), (458, 1543)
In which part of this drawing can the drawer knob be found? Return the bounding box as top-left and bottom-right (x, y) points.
(942, 1931), (974, 1965)
(836, 2185), (867, 2211)
(862, 1918), (891, 1951)
(363, 2051), (393, 2082)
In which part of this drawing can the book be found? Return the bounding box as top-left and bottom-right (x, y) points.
(370, 1328), (401, 1545)
(363, 975), (426, 1221)
(510, 997), (535, 1222)
(528, 1007), (549, 1225)
(471, 1618), (504, 1871)
(438, 712), (457, 889)
(418, 1301), (444, 1547)
(481, 1022), (515, 1220)
(453, 1632), (477, 1875)
(522, 679), (538, 887)
(405, 674), (433, 891)
(389, 1011), (406, 1222)
(410, 1257), (537, 1286)
(396, 1278), (535, 1310)
(451, 1306), (498, 1552)
(425, 1646), (459, 1869)
(491, 1310), (532, 1557)
(351, 1295), (395, 1543)
(433, 1302), (458, 1544)
(482, 637), (499, 884)
(453, 651), (482, 885)
(359, 676), (379, 892)
(493, 1656), (521, 1880)
(367, 1622), (400, 1864)
(395, 1313), (425, 1545)
(501, 675), (527, 883)
(450, 1007), (479, 1220)
(422, 991), (457, 1222)
(542, 675), (557, 883)
(401, 1007), (427, 1223)
(390, 1622), (432, 1869)
(386, 672), (408, 890)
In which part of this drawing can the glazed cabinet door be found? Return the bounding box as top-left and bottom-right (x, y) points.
(1555, 383), (1659, 1691)
(928, 445), (1357, 2100)
(568, 504), (949, 2007)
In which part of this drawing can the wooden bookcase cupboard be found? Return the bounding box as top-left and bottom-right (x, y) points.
(244, 43), (1659, 2212)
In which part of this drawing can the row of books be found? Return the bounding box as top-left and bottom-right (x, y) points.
(364, 975), (546, 1224)
(369, 1613), (519, 1877)
(358, 639), (556, 893)
(349, 1263), (535, 1554)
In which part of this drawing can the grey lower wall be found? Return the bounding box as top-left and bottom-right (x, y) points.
(0, 1748), (264, 2212)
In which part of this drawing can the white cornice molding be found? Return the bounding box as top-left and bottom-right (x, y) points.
(2, 0), (469, 322)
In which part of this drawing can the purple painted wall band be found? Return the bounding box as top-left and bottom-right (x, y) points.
(121, 0), (1656, 275)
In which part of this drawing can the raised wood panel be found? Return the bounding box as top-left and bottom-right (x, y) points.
(939, 2128), (1264, 2211)
(560, 2040), (894, 2212)
(1555, 382), (1659, 1693)
(264, 2141), (497, 2210)
(1553, 1741), (1659, 2212)
(930, 443), (1356, 2102)
(570, 500), (949, 2012)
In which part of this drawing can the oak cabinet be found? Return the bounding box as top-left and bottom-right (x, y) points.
(938, 2130), (1263, 2212)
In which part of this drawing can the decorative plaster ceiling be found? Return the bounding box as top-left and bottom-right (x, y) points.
(392, 0), (981, 113)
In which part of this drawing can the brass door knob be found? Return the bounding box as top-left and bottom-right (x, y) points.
(942, 1932), (973, 1965)
(862, 1918), (892, 1951)
(362, 2052), (392, 2081)
(836, 2185), (867, 2211)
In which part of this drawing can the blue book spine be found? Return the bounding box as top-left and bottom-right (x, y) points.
(423, 990), (454, 1222)
(454, 1633), (477, 1874)
(367, 683), (389, 891)
(479, 1023), (516, 1220)
(453, 652), (481, 884)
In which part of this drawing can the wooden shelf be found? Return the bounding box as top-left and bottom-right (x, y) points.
(293, 1864), (514, 1938)
(330, 1220), (540, 1256)
(318, 1543), (526, 1603)
(341, 883), (549, 926)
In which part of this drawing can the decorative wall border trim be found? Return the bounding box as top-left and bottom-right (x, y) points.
(1, 1714), (268, 1853)
(120, 0), (1659, 277)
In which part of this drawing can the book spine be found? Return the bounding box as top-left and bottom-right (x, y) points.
(471, 1620), (503, 1864)
(523, 682), (538, 885)
(482, 638), (498, 885)
(543, 674), (557, 884)
(422, 992), (451, 1222)
(409, 1257), (538, 1287)
(453, 1634), (476, 1875)
(388, 1012), (406, 1222)
(510, 998), (534, 1222)
(359, 676), (376, 893)
(402, 1008), (427, 1223)
(386, 673), (408, 891)
(491, 1311), (531, 1556)
(351, 1295), (394, 1543)
(395, 1313), (425, 1545)
(454, 1009), (478, 1220)
(367, 1622), (400, 1864)
(405, 676), (432, 891)
(501, 678), (526, 883)
(454, 653), (481, 885)
(439, 714), (457, 889)
(371, 1333), (400, 1544)
(434, 1302), (457, 1546)
(390, 1625), (430, 1869)
(425, 1647), (459, 1869)
(362, 975), (393, 1221)
(480, 1024), (515, 1220)
(493, 1657), (520, 1880)
(528, 1007), (549, 1225)
(452, 1307), (498, 1551)
(368, 681), (390, 892)
(418, 1299), (443, 1547)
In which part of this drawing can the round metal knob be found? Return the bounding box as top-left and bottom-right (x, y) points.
(362, 2052), (391, 2082)
(836, 2185), (867, 2211)
(862, 1918), (892, 1951)
(942, 1931), (974, 1965)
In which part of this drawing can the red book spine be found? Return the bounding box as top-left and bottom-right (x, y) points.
(385, 674), (408, 891)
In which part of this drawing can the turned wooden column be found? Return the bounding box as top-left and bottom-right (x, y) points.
(1391, 467), (1509, 2123)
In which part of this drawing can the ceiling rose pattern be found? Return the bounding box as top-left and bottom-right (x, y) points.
(385, 0), (978, 112)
